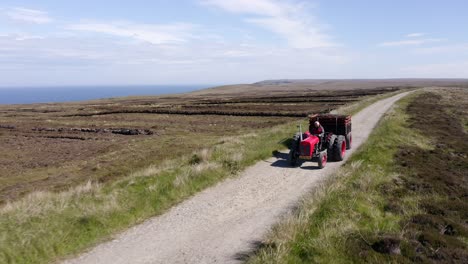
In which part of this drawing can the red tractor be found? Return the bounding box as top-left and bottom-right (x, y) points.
(288, 114), (352, 168)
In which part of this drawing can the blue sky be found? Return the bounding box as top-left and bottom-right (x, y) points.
(0, 0), (467, 86)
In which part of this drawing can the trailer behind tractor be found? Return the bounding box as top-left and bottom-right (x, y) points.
(288, 114), (352, 168)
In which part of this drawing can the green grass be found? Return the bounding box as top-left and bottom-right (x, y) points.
(247, 91), (430, 263)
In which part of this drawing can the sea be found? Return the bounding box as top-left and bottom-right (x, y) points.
(0, 85), (212, 105)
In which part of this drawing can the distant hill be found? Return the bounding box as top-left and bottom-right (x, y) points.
(188, 79), (468, 97)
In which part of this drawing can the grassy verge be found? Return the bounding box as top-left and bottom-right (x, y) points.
(248, 88), (467, 263)
(0, 90), (407, 264)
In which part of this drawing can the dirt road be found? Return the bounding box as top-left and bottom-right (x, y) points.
(65, 92), (410, 264)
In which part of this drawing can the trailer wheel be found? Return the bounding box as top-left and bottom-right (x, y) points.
(333, 135), (346, 161)
(346, 132), (352, 150)
(327, 135), (337, 161)
(318, 151), (327, 169)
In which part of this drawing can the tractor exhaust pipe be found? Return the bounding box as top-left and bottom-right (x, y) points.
(299, 124), (303, 141)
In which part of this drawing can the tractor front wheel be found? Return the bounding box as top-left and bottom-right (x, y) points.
(288, 149), (298, 167)
(318, 151), (327, 169)
(288, 135), (300, 167)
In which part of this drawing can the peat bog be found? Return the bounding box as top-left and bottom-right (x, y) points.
(0, 87), (399, 203)
(365, 90), (468, 262)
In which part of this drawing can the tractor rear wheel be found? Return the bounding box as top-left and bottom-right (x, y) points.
(333, 135), (346, 161)
(327, 135), (337, 161)
(346, 132), (352, 150)
(318, 151), (327, 169)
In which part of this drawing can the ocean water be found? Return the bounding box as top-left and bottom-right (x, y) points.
(0, 85), (212, 105)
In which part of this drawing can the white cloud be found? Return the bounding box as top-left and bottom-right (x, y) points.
(6, 7), (53, 24)
(67, 21), (196, 45)
(0, 28), (349, 85)
(202, 0), (285, 16)
(202, 0), (334, 49)
(380, 33), (447, 47)
(0, 2), (349, 85)
(0, 34), (110, 62)
(407, 32), (425, 38)
(222, 50), (253, 57)
(15, 34), (45, 41)
(380, 38), (444, 47)
(0, 33), (45, 41)
(400, 61), (468, 78)
(414, 44), (468, 54)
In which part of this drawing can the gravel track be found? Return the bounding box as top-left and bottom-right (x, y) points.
(65, 92), (409, 264)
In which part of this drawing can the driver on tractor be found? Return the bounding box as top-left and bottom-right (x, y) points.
(311, 121), (325, 147)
